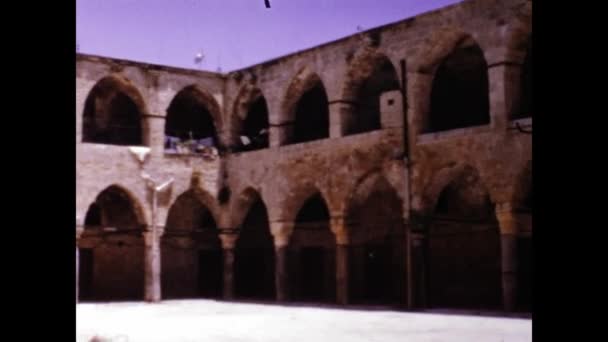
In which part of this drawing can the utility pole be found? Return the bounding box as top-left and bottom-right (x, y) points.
(129, 147), (174, 302)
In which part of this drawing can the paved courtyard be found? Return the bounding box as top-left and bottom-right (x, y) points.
(76, 300), (532, 342)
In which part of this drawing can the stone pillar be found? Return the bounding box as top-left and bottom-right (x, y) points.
(269, 124), (292, 147)
(496, 204), (523, 312)
(406, 72), (433, 137)
(143, 227), (164, 302)
(76, 227), (83, 303)
(487, 63), (522, 130)
(407, 221), (427, 309)
(331, 217), (350, 305)
(219, 232), (238, 300)
(143, 114), (166, 157)
(328, 101), (355, 138)
(270, 221), (294, 302)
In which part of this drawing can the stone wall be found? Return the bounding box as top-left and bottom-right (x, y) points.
(76, 0), (532, 309)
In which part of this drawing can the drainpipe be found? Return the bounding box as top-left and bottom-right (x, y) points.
(399, 59), (415, 309)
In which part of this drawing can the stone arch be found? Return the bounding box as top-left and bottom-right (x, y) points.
(289, 189), (335, 303)
(281, 68), (330, 144)
(85, 184), (147, 229)
(414, 28), (486, 74)
(230, 186), (267, 229)
(278, 183), (335, 224)
(411, 28), (491, 133)
(342, 50), (402, 135)
(342, 49), (401, 101)
(232, 187), (275, 300)
(164, 85), (223, 152)
(231, 85), (269, 151)
(162, 189), (222, 300)
(82, 74), (149, 146)
(425, 163), (502, 310)
(79, 184), (147, 302)
(420, 163), (491, 216)
(344, 171), (405, 305)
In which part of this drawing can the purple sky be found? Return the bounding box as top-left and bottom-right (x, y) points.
(76, 0), (462, 72)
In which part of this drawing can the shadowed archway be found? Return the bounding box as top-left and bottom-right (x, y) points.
(289, 192), (335, 303)
(426, 166), (501, 310)
(161, 190), (223, 299)
(346, 174), (405, 306)
(79, 185), (146, 302)
(427, 37), (490, 132)
(82, 76), (146, 146)
(234, 191), (275, 300)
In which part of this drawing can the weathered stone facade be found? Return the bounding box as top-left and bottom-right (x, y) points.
(76, 0), (532, 312)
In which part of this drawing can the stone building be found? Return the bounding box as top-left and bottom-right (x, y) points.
(76, 0), (532, 312)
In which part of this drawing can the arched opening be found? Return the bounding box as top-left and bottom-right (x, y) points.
(239, 95), (269, 151)
(234, 194), (275, 300)
(348, 58), (400, 135)
(428, 38), (490, 132)
(79, 186), (145, 302)
(516, 37), (532, 119)
(347, 176), (404, 305)
(291, 81), (329, 144)
(164, 87), (219, 154)
(82, 77), (145, 146)
(428, 167), (501, 310)
(162, 191), (222, 299)
(289, 193), (335, 303)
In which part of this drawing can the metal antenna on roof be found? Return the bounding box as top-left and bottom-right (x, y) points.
(194, 50), (205, 70)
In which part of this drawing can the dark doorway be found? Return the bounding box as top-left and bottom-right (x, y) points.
(298, 247), (326, 302)
(290, 193), (335, 303)
(162, 191), (222, 299)
(198, 250), (223, 298)
(235, 195), (275, 301)
(347, 176), (404, 306)
(363, 244), (393, 303)
(80, 186), (145, 302)
(428, 167), (501, 310)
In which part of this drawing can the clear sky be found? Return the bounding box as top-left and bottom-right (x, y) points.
(76, 0), (462, 72)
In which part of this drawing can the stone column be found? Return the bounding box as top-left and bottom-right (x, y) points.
(269, 124), (293, 147)
(496, 204), (523, 312)
(406, 72), (433, 137)
(331, 217), (350, 305)
(270, 221), (294, 302)
(143, 114), (166, 157)
(219, 232), (238, 300)
(407, 220), (427, 309)
(143, 227), (164, 302)
(76, 227), (83, 303)
(328, 101), (355, 138)
(487, 63), (522, 130)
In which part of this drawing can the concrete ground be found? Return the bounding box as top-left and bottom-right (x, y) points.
(76, 300), (532, 342)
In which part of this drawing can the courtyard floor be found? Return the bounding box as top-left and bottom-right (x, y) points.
(76, 300), (532, 342)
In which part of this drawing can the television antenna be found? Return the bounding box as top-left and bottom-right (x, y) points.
(194, 51), (205, 70)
